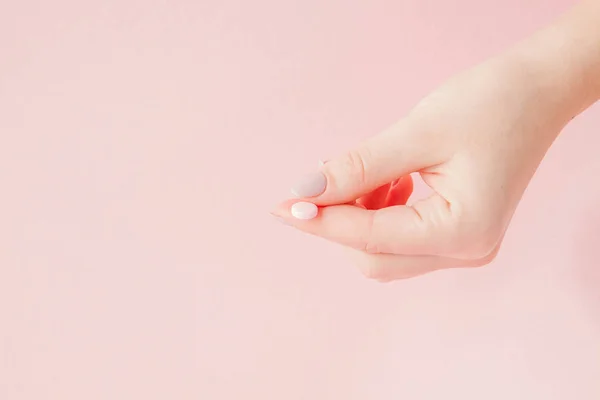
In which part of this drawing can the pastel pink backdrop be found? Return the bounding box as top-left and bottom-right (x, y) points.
(1, 0), (599, 399)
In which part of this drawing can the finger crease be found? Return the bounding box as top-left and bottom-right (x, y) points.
(411, 205), (424, 222)
(362, 210), (378, 254)
(350, 150), (368, 186)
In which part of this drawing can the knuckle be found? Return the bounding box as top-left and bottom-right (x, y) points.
(363, 241), (380, 255)
(341, 148), (370, 186)
(362, 263), (388, 281)
(353, 252), (389, 281)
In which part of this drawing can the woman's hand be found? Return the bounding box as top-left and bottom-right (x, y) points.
(271, 1), (600, 281)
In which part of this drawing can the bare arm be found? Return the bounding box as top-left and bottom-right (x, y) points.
(513, 0), (600, 122)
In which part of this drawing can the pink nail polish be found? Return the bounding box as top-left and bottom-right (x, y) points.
(290, 202), (318, 220)
(291, 171), (327, 198)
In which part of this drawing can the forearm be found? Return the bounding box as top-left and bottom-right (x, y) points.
(512, 0), (600, 123)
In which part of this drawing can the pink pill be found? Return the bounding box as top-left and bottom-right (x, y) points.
(290, 202), (318, 220)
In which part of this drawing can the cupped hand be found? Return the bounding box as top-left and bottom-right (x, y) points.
(272, 52), (572, 282)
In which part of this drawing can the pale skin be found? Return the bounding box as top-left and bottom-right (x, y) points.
(272, 0), (600, 282)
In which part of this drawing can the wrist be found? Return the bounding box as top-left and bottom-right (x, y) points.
(510, 1), (600, 124)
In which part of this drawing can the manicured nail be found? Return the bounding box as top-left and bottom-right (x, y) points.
(291, 171), (327, 198)
(290, 202), (318, 220)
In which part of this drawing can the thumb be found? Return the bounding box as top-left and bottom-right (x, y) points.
(290, 118), (441, 205)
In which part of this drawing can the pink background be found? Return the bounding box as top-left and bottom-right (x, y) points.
(1, 0), (599, 398)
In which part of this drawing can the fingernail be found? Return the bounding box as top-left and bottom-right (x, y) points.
(290, 202), (318, 220)
(291, 171), (327, 198)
